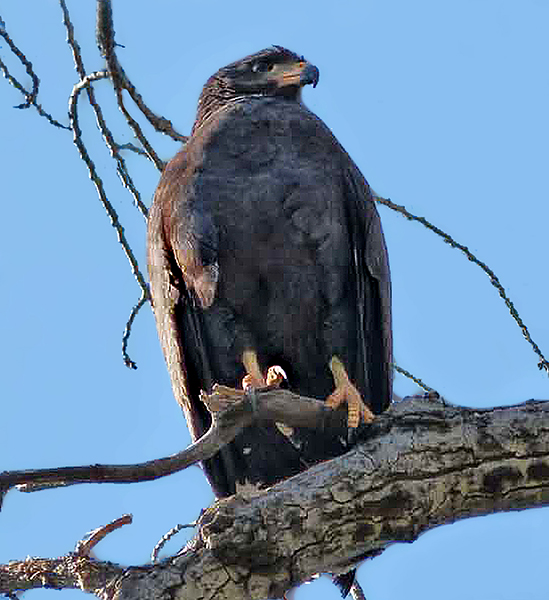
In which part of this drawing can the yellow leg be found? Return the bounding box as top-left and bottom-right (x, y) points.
(242, 350), (287, 390)
(242, 349), (265, 389)
(325, 356), (374, 427)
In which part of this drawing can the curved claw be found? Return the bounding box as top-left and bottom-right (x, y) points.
(266, 365), (287, 387)
(242, 365), (287, 390)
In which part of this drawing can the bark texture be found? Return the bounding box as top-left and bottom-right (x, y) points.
(2, 395), (549, 599)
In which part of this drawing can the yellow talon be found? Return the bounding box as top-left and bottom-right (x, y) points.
(242, 349), (286, 390)
(327, 356), (375, 427)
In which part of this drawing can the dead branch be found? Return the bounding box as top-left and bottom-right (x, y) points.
(0, 13), (69, 128)
(75, 514), (133, 557)
(58, 0), (182, 369)
(95, 0), (187, 150)
(0, 385), (348, 506)
(0, 553), (124, 597)
(374, 195), (549, 374)
(67, 68), (151, 319)
(2, 396), (549, 600)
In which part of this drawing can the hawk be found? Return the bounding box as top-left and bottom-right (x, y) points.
(148, 45), (392, 594)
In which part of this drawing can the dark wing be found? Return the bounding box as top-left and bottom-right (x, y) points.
(147, 150), (235, 493)
(147, 146), (305, 497)
(343, 163), (393, 414)
(147, 153), (211, 438)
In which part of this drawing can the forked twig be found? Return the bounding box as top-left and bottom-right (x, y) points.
(0, 15), (68, 128)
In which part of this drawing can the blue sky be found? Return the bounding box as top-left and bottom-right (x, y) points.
(1, 1), (548, 599)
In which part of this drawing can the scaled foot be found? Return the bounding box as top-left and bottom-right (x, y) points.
(325, 356), (375, 428)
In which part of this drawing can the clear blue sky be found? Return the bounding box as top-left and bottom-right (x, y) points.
(1, 1), (548, 599)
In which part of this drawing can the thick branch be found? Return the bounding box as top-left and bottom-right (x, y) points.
(3, 397), (549, 599)
(0, 554), (123, 597)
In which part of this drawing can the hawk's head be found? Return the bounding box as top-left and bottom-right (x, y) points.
(195, 47), (319, 130)
(213, 46), (319, 98)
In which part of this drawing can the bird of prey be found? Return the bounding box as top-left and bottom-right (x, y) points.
(148, 45), (392, 593)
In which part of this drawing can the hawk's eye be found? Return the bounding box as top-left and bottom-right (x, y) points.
(251, 61), (274, 73)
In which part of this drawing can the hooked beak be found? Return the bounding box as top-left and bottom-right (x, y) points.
(279, 60), (320, 89)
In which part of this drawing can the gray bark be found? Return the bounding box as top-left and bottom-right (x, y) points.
(2, 395), (549, 599)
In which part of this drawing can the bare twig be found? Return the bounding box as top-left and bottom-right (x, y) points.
(59, 0), (151, 369)
(151, 521), (197, 563)
(68, 71), (149, 289)
(375, 195), (549, 374)
(393, 363), (435, 393)
(116, 142), (149, 156)
(60, 0), (149, 218)
(95, 0), (177, 171)
(66, 71), (150, 366)
(0, 16), (68, 128)
(122, 289), (150, 369)
(75, 514), (133, 557)
(0, 21), (38, 107)
(95, 0), (187, 145)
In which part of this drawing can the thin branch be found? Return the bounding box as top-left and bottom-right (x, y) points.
(58, 0), (86, 79)
(0, 16), (69, 128)
(375, 195), (549, 374)
(95, 0), (187, 145)
(75, 514), (133, 557)
(66, 71), (150, 366)
(68, 70), (148, 291)
(95, 0), (172, 171)
(115, 142), (149, 157)
(59, 0), (151, 369)
(122, 79), (188, 143)
(393, 363), (435, 393)
(151, 522), (197, 563)
(0, 20), (39, 107)
(0, 386), (349, 505)
(113, 86), (166, 172)
(60, 0), (149, 218)
(122, 288), (149, 370)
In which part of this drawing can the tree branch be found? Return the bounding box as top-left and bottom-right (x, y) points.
(374, 194), (549, 375)
(0, 386), (348, 504)
(0, 14), (69, 128)
(2, 396), (549, 599)
(95, 0), (187, 152)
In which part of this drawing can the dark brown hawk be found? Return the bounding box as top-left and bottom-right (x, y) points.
(147, 45), (392, 594)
